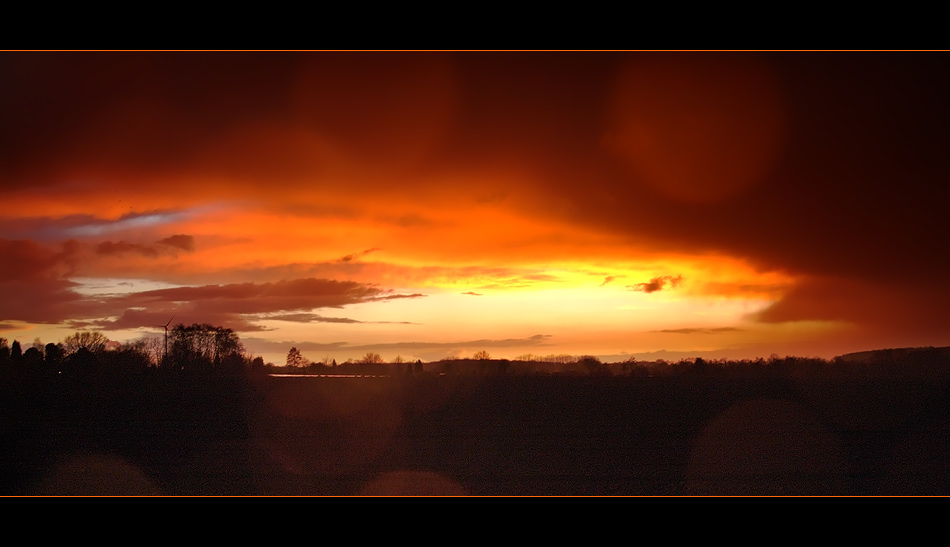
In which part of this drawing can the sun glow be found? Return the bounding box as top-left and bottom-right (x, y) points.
(4, 52), (942, 368)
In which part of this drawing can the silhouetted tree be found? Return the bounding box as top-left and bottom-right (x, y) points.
(212, 327), (243, 365)
(99, 344), (151, 376)
(64, 347), (99, 377)
(360, 352), (384, 364)
(218, 351), (248, 374)
(63, 331), (108, 355)
(10, 340), (22, 367)
(170, 323), (245, 372)
(473, 350), (491, 360)
(0, 338), (11, 370)
(21, 347), (43, 371)
(126, 336), (163, 367)
(306, 359), (327, 374)
(44, 342), (64, 374)
(578, 355), (610, 376)
(286, 347), (305, 368)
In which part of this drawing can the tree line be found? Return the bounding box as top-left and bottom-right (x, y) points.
(275, 346), (950, 380)
(0, 323), (254, 380)
(4, 324), (949, 381)
(278, 348), (424, 376)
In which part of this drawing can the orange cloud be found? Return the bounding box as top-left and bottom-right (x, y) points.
(2, 52), (950, 359)
(96, 234), (195, 258)
(627, 275), (684, 293)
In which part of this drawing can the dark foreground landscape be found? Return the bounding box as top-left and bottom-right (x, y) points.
(3, 353), (950, 496)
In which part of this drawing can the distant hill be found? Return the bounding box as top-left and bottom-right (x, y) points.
(834, 346), (950, 363)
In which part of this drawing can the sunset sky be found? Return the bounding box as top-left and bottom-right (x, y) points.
(2, 51), (949, 365)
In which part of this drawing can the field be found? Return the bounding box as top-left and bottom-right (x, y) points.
(3, 373), (949, 496)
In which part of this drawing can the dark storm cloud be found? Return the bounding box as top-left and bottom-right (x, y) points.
(338, 248), (382, 263)
(0, 51), (463, 194)
(0, 238), (76, 282)
(4, 52), (949, 279)
(628, 275), (683, 293)
(456, 51), (950, 339)
(754, 277), (950, 325)
(0, 214), (108, 241)
(0, 51), (305, 188)
(0, 238), (87, 325)
(0, 242), (426, 331)
(86, 309), (176, 330)
(0, 278), (86, 326)
(155, 234), (195, 252)
(96, 234), (195, 257)
(266, 313), (364, 324)
(2, 51), (950, 347)
(0, 211), (193, 247)
(96, 241), (155, 257)
(543, 52), (950, 280)
(750, 275), (950, 346)
(111, 278), (425, 317)
(88, 308), (271, 333)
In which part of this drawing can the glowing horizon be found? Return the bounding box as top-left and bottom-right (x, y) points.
(3, 51), (949, 366)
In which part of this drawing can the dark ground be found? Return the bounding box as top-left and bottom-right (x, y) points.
(3, 373), (949, 496)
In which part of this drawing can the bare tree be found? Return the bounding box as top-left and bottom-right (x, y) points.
(62, 331), (109, 355)
(170, 323), (245, 369)
(578, 355), (610, 376)
(359, 352), (384, 364)
(128, 336), (164, 366)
